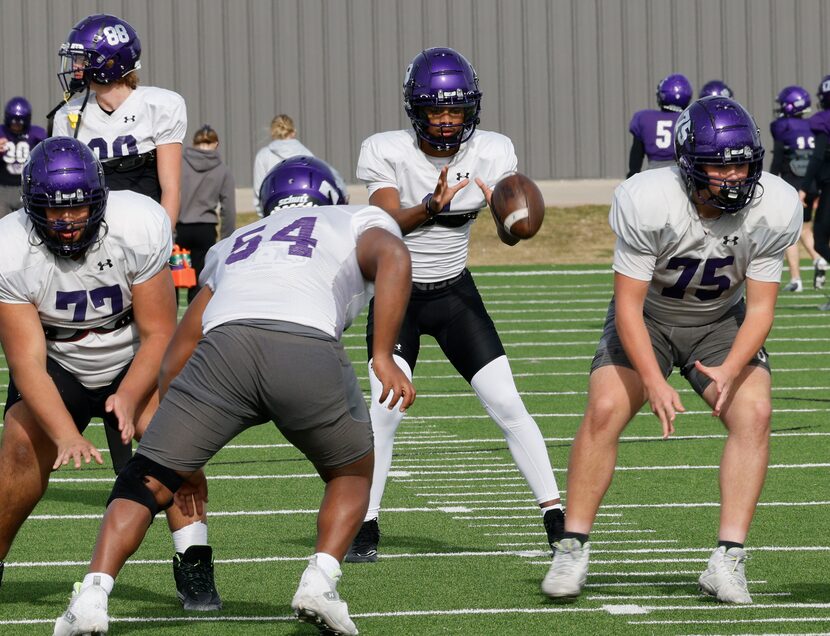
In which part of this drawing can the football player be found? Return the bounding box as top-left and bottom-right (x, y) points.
(51, 13), (187, 472)
(0, 137), (220, 611)
(770, 86), (821, 292)
(0, 97), (47, 216)
(52, 14), (185, 228)
(799, 75), (830, 303)
(627, 73), (693, 177)
(348, 47), (564, 567)
(54, 156), (414, 636)
(699, 79), (734, 98)
(542, 97), (802, 604)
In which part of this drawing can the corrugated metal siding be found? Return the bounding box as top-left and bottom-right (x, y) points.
(2, 0), (829, 185)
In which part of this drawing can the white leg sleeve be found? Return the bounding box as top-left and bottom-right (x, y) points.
(365, 354), (412, 522)
(471, 355), (560, 505)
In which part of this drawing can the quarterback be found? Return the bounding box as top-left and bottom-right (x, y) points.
(543, 97), (802, 604)
(0, 137), (220, 610)
(348, 47), (564, 565)
(54, 156), (414, 636)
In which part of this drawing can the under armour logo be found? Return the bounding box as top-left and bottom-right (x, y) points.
(456, 172), (470, 181)
(124, 115), (135, 123)
(722, 236), (739, 246)
(97, 259), (113, 270)
(394, 343), (403, 352)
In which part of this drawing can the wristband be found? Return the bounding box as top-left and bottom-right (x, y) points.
(422, 193), (450, 218)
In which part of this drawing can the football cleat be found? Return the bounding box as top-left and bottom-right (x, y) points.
(344, 519), (379, 563)
(814, 257), (827, 290)
(292, 556), (358, 635)
(698, 546), (752, 604)
(819, 299), (830, 311)
(173, 545), (222, 611)
(541, 538), (590, 599)
(543, 509), (566, 552)
(783, 279), (803, 292)
(53, 580), (109, 635)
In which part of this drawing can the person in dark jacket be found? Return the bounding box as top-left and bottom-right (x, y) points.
(179, 125), (236, 303)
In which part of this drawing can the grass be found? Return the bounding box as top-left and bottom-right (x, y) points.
(2, 264), (830, 634)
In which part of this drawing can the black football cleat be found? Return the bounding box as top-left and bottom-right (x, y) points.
(173, 545), (222, 611)
(543, 508), (566, 553)
(344, 519), (380, 563)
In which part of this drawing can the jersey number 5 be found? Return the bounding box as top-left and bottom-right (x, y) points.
(661, 256), (734, 301)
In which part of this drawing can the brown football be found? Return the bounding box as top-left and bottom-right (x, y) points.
(490, 173), (545, 239)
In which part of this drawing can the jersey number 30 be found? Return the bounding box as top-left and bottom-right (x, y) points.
(661, 256), (734, 301)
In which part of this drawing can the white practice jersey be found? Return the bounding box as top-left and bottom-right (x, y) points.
(200, 204), (401, 338)
(52, 86), (186, 161)
(0, 191), (172, 388)
(357, 128), (517, 282)
(611, 167), (802, 327)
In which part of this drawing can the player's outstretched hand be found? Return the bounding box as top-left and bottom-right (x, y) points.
(105, 393), (136, 443)
(643, 378), (685, 439)
(430, 165), (469, 213)
(174, 469), (209, 518)
(372, 356), (416, 412)
(694, 360), (733, 417)
(475, 177), (492, 207)
(53, 434), (104, 470)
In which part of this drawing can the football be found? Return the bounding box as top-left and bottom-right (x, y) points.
(490, 173), (545, 239)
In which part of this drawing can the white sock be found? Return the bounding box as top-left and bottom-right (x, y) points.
(365, 355), (412, 522)
(82, 572), (114, 595)
(172, 521), (208, 554)
(541, 504), (563, 515)
(314, 552), (341, 580)
(471, 356), (561, 504)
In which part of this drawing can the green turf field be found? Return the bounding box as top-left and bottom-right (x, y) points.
(2, 265), (829, 635)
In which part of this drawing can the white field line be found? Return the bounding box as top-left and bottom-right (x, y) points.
(415, 491), (536, 497)
(631, 617), (830, 625)
(583, 580), (768, 588)
(487, 529), (653, 536)
(388, 385), (830, 398)
(588, 592), (791, 600)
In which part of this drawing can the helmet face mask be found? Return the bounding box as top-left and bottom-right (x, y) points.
(259, 156), (348, 217)
(817, 75), (830, 111)
(774, 85), (812, 118)
(22, 137), (108, 257)
(656, 74), (693, 112)
(4, 97), (32, 134)
(403, 47), (482, 151)
(57, 14), (141, 94)
(674, 96), (765, 214)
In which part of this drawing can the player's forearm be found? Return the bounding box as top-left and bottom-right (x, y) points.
(160, 190), (180, 228)
(12, 365), (81, 444)
(386, 202), (438, 235)
(370, 247), (412, 359)
(116, 334), (171, 405)
(615, 305), (665, 386)
(720, 310), (774, 378)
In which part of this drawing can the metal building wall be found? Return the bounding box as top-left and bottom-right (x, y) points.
(1, 0), (829, 187)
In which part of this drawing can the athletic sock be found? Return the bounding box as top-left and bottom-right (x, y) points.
(172, 520), (208, 554)
(314, 552), (342, 580)
(563, 531), (589, 544)
(82, 572), (115, 595)
(540, 503), (563, 515)
(718, 540), (744, 551)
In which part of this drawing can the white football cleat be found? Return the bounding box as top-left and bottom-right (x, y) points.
(291, 556), (358, 635)
(54, 579), (109, 635)
(783, 279), (803, 292)
(698, 546), (752, 604)
(541, 538), (590, 598)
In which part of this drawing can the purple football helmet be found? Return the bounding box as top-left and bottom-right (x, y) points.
(699, 80), (734, 99)
(260, 156), (348, 216)
(656, 74), (693, 112)
(817, 75), (830, 110)
(58, 14), (141, 93)
(403, 47), (482, 150)
(22, 137), (108, 257)
(4, 97), (32, 133)
(674, 96), (765, 213)
(775, 85), (812, 117)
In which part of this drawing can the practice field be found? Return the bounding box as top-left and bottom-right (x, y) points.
(1, 265), (829, 635)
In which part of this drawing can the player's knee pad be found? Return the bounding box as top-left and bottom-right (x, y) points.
(107, 454), (184, 517)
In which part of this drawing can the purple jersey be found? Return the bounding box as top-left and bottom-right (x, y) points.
(808, 110), (830, 137)
(629, 109), (679, 162)
(770, 117), (814, 178)
(0, 125), (47, 186)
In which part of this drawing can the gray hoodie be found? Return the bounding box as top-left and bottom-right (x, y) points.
(180, 147), (236, 238)
(252, 138), (314, 214)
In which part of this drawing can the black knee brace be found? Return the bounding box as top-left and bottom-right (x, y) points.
(107, 453), (185, 517)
